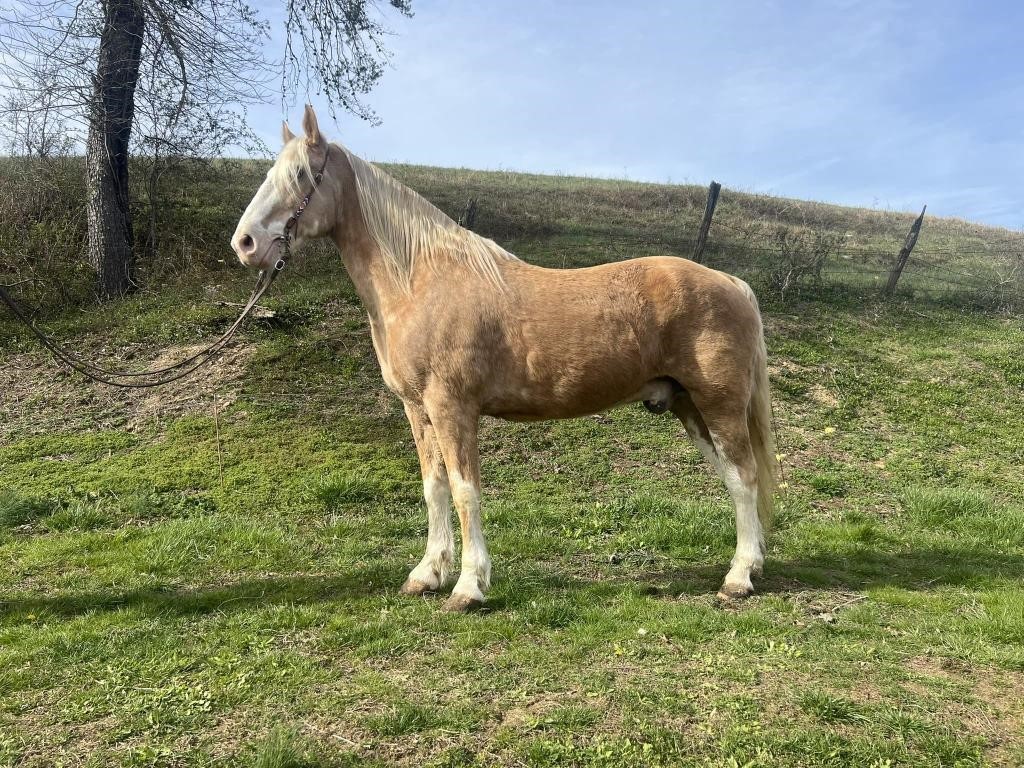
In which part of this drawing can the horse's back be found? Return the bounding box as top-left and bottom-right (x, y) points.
(503, 255), (758, 333)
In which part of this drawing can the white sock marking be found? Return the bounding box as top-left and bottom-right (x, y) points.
(408, 473), (454, 589)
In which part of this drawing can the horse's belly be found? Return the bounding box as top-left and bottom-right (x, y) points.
(484, 365), (662, 421)
(482, 308), (671, 419)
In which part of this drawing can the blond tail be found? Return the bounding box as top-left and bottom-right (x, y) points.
(749, 333), (779, 531)
(736, 280), (779, 532)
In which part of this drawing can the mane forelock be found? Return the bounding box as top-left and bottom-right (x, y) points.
(269, 138), (314, 202)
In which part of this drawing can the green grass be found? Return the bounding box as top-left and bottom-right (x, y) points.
(1, 164), (1023, 766)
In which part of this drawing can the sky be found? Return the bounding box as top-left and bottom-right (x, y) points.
(250, 0), (1024, 229)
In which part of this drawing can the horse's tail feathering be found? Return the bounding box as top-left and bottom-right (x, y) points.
(738, 280), (779, 532)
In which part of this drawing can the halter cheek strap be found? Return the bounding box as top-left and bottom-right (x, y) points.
(275, 145), (331, 274)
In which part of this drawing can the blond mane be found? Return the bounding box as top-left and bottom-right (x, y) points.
(270, 138), (518, 289)
(342, 147), (520, 289)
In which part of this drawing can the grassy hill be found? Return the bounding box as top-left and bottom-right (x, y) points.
(1, 159), (1022, 766)
(3, 156), (1022, 310)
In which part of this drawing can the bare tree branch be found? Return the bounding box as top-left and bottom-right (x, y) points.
(282, 0), (412, 124)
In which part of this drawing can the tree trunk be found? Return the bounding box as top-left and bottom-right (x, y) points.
(86, 0), (145, 300)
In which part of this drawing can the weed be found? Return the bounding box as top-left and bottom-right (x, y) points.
(0, 491), (55, 528)
(249, 728), (321, 768)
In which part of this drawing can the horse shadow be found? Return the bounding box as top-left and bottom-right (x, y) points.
(0, 562), (407, 621)
(2, 543), (1018, 621)
(486, 541), (1023, 611)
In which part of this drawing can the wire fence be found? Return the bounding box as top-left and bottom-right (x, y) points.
(487, 204), (1024, 310)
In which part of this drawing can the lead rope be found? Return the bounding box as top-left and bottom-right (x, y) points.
(0, 267), (277, 388)
(0, 147), (329, 389)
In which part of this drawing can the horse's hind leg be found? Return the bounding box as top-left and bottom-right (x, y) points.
(671, 390), (724, 476)
(672, 393), (765, 599)
(400, 402), (454, 596)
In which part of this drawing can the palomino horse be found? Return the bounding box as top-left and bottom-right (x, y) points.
(232, 106), (778, 612)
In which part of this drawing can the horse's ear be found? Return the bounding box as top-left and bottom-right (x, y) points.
(282, 121), (296, 144)
(302, 104), (322, 146)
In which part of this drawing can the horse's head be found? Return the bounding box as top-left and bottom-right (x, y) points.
(231, 105), (338, 269)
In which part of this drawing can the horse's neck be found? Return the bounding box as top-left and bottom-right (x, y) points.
(331, 157), (406, 324)
(332, 223), (398, 324)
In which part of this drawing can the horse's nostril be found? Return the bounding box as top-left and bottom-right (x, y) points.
(232, 232), (258, 262)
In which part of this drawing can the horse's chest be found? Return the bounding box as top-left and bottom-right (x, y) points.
(368, 319), (420, 398)
(368, 321), (400, 391)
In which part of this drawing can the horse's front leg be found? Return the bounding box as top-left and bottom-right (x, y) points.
(399, 402), (455, 596)
(425, 398), (490, 613)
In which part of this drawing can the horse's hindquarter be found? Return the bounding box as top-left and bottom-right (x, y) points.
(477, 256), (756, 420)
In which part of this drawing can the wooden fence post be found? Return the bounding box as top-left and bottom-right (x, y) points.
(459, 197), (479, 230)
(692, 181), (721, 264)
(884, 205), (927, 296)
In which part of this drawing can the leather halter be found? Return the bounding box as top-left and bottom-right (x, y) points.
(273, 145), (331, 275)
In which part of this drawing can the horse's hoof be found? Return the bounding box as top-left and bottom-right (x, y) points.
(399, 579), (436, 597)
(717, 583), (754, 602)
(442, 593), (484, 613)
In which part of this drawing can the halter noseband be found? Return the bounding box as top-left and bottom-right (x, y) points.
(275, 145), (331, 273)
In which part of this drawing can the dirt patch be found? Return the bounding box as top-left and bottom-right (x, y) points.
(6, 693), (115, 768)
(906, 654), (971, 683)
(903, 655), (1024, 766)
(787, 590), (870, 627)
(500, 690), (585, 728)
(808, 384), (839, 408)
(1, 342), (254, 441)
(975, 674), (1024, 767)
(846, 680), (885, 705)
(763, 314), (812, 337)
(121, 343), (254, 430)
